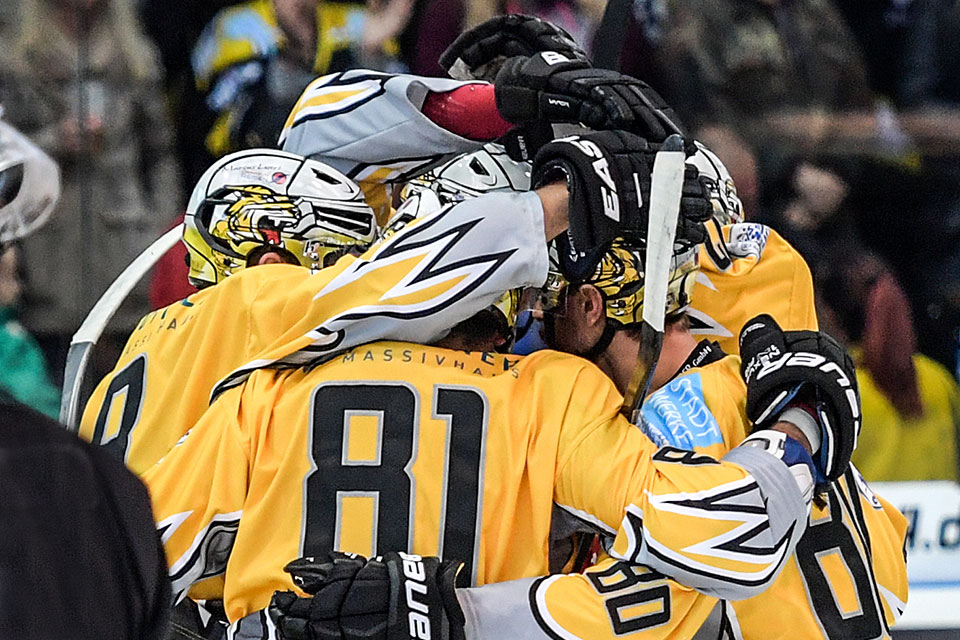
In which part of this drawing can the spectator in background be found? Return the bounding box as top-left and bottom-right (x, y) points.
(655, 0), (874, 139)
(0, 245), (61, 418)
(0, 0), (182, 387)
(186, 0), (412, 182)
(820, 250), (960, 482)
(398, 0), (466, 76)
(0, 115), (170, 640)
(833, 0), (960, 108)
(652, 0), (876, 227)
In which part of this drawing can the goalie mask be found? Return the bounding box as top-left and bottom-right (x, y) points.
(687, 142), (743, 225)
(184, 149), (377, 288)
(394, 144), (530, 342)
(0, 118), (59, 243)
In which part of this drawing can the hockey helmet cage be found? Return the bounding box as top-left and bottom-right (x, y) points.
(687, 142), (743, 225)
(0, 118), (60, 243)
(183, 149), (377, 288)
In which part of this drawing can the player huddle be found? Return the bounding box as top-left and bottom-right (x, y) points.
(75, 15), (906, 640)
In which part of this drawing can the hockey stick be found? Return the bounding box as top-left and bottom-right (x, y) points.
(60, 223), (184, 429)
(620, 134), (686, 422)
(593, 0), (634, 70)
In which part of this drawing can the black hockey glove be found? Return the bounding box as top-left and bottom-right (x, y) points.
(494, 53), (687, 144)
(269, 551), (466, 640)
(440, 14), (589, 82)
(532, 131), (711, 281)
(739, 314), (861, 483)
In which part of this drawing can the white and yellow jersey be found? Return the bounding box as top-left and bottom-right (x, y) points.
(279, 71), (487, 223)
(144, 342), (809, 634)
(464, 356), (906, 640)
(639, 357), (909, 639)
(691, 220), (819, 355)
(79, 191), (549, 476)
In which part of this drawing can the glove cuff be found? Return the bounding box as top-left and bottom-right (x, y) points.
(778, 405), (821, 453)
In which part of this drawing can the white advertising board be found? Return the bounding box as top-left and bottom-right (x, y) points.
(873, 481), (960, 630)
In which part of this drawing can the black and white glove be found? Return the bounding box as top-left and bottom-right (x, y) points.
(440, 14), (588, 82)
(269, 551), (466, 640)
(532, 131), (711, 281)
(493, 52), (687, 145)
(739, 314), (861, 483)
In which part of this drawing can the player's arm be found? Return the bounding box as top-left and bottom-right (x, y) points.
(141, 387), (250, 604)
(214, 131), (700, 398)
(553, 408), (812, 600)
(267, 552), (716, 640)
(279, 53), (682, 180)
(211, 187), (557, 397)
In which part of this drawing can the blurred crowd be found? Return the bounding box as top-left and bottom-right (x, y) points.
(0, 0), (958, 482)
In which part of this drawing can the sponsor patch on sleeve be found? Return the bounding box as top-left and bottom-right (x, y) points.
(640, 373), (724, 449)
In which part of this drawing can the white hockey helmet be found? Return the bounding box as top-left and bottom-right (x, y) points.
(687, 142), (743, 225)
(391, 144), (531, 338)
(183, 149), (377, 288)
(387, 143), (532, 238)
(0, 117), (60, 243)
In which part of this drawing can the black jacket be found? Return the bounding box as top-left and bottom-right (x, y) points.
(0, 396), (170, 639)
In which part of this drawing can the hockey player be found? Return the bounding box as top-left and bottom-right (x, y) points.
(684, 145), (820, 354)
(141, 132), (858, 639)
(0, 118), (170, 638)
(79, 48), (693, 475)
(538, 241), (908, 639)
(142, 258), (824, 639)
(267, 148), (907, 640)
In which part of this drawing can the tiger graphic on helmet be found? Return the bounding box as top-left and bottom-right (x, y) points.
(184, 149), (377, 288)
(588, 238), (699, 325)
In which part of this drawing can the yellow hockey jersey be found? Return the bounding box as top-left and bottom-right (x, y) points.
(691, 220), (819, 355)
(144, 342), (809, 629)
(78, 192), (550, 475)
(638, 355), (909, 639)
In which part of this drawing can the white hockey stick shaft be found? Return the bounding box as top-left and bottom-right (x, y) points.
(60, 223), (183, 429)
(621, 134), (685, 421)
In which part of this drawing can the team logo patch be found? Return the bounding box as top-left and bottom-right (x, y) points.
(727, 223), (769, 260)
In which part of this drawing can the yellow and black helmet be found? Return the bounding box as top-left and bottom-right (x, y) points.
(587, 238), (699, 325)
(183, 149), (377, 288)
(540, 237), (699, 328)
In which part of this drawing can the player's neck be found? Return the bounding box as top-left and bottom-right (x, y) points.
(598, 328), (700, 398)
(650, 328), (700, 391)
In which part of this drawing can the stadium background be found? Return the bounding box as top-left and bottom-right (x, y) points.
(0, 0), (957, 636)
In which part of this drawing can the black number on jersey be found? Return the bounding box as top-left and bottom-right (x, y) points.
(91, 354), (147, 462)
(302, 381), (487, 584)
(587, 562), (671, 634)
(796, 479), (887, 638)
(652, 446), (719, 466)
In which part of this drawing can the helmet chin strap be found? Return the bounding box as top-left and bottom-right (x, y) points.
(580, 319), (619, 362)
(543, 312), (619, 363)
